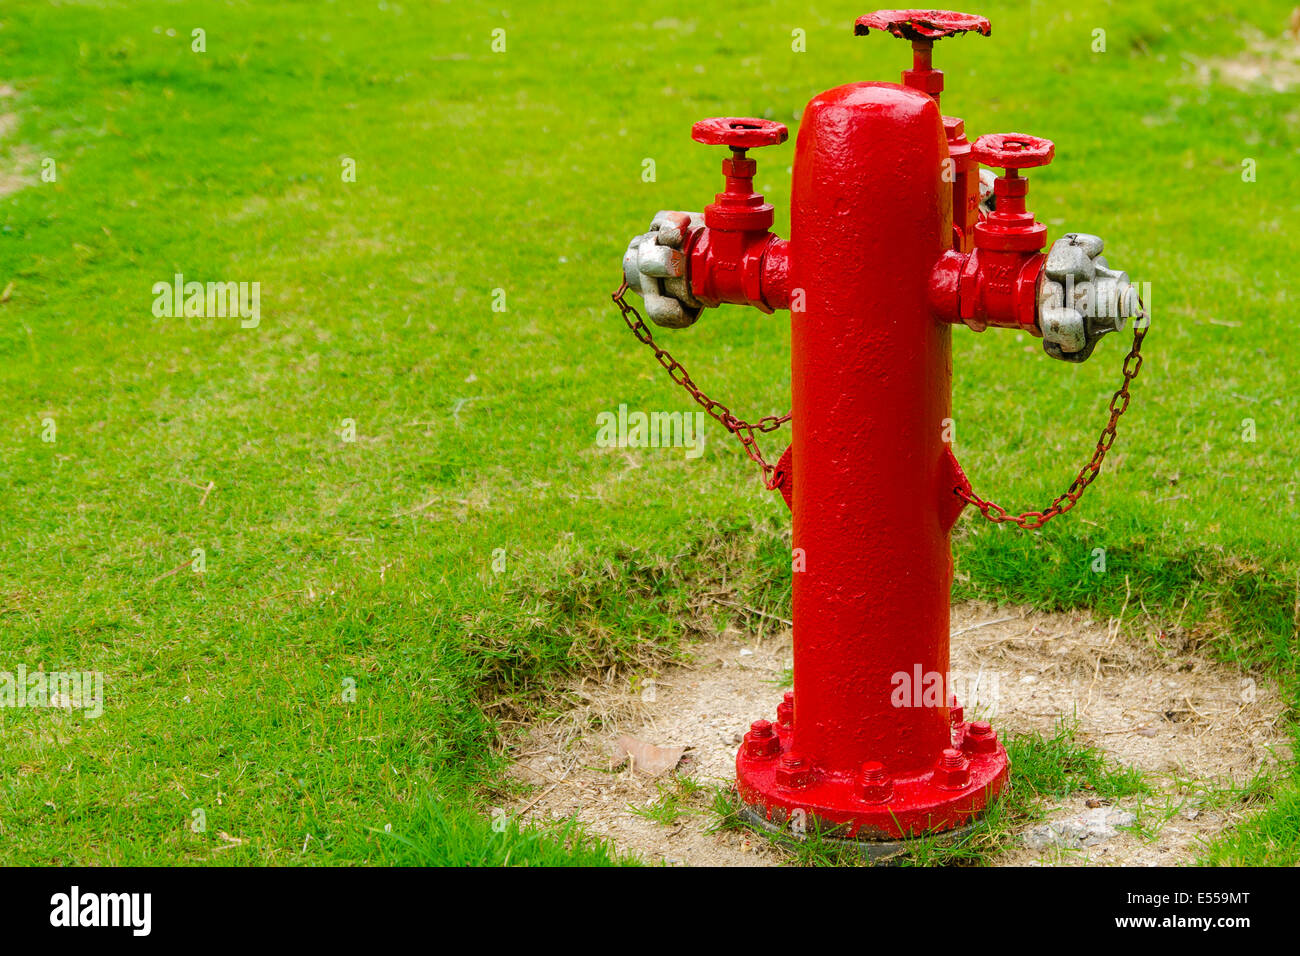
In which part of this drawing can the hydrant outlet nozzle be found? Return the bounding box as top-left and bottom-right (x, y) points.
(1039, 233), (1142, 362)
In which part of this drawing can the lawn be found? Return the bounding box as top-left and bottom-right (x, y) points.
(0, 0), (1296, 865)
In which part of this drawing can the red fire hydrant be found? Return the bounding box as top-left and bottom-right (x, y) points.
(617, 10), (1145, 845)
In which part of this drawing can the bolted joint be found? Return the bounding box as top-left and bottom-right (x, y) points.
(949, 694), (965, 727)
(933, 748), (971, 790)
(775, 753), (814, 789)
(929, 248), (1044, 334)
(858, 761), (893, 804)
(944, 117), (981, 252)
(688, 228), (791, 313)
(744, 719), (781, 759)
(962, 720), (999, 755)
(776, 690), (794, 730)
(902, 67), (944, 98)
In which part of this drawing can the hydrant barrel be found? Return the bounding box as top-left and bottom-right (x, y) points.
(790, 83), (952, 778)
(736, 81), (1008, 838)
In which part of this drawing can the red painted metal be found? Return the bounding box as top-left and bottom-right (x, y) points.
(690, 117), (789, 149)
(644, 11), (1082, 840)
(683, 118), (791, 312)
(858, 14), (991, 251)
(945, 116), (979, 252)
(932, 132), (1054, 333)
(856, 10), (990, 110)
(732, 81), (1008, 838)
(971, 131), (1055, 169)
(774, 444), (793, 511)
(854, 9), (991, 41)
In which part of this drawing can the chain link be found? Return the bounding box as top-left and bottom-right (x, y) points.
(612, 282), (790, 488)
(613, 280), (1147, 528)
(956, 305), (1148, 529)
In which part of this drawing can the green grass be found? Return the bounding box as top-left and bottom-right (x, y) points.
(1199, 785), (1300, 866)
(1007, 723), (1151, 801)
(376, 797), (640, 867)
(0, 0), (1296, 864)
(629, 774), (709, 827)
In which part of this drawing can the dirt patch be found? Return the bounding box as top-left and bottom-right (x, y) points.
(1185, 25), (1300, 93)
(0, 143), (37, 199)
(507, 602), (1288, 866)
(0, 83), (36, 199)
(508, 622), (792, 866)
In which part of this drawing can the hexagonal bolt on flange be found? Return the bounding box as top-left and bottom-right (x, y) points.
(963, 720), (998, 755)
(858, 761), (894, 804)
(775, 753), (813, 789)
(744, 719), (781, 759)
(776, 691), (794, 729)
(934, 748), (971, 790)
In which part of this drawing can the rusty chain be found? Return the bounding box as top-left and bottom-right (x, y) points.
(613, 280), (1147, 528)
(612, 281), (789, 488)
(956, 303), (1148, 529)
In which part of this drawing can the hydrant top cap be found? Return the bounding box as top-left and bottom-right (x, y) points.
(854, 9), (991, 41)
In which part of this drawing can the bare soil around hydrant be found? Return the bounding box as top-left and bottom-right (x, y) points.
(505, 602), (1289, 866)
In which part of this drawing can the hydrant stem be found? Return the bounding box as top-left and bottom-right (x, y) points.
(912, 39), (933, 71)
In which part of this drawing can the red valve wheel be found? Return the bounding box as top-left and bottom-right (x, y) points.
(854, 9), (991, 40)
(971, 132), (1055, 169)
(691, 117), (789, 150)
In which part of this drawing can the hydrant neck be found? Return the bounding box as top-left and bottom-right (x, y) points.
(901, 39), (943, 106)
(974, 171), (1048, 252)
(722, 149), (757, 195)
(706, 148), (774, 233)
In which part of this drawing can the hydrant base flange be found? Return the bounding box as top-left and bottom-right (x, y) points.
(735, 807), (982, 862)
(736, 708), (1010, 840)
